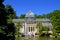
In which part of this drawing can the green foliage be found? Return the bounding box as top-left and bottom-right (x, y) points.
(35, 14), (46, 18)
(5, 4), (16, 40)
(0, 3), (7, 26)
(0, 26), (6, 34)
(42, 26), (49, 31)
(7, 23), (15, 40)
(53, 33), (59, 36)
(36, 22), (42, 34)
(46, 10), (60, 33)
(6, 4), (17, 19)
(0, 1), (16, 40)
(15, 22), (22, 35)
(15, 22), (21, 26)
(20, 14), (25, 19)
(0, 0), (8, 39)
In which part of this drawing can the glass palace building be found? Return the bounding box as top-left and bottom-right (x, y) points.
(12, 10), (52, 36)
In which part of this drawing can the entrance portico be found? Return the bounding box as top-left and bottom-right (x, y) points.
(24, 22), (37, 36)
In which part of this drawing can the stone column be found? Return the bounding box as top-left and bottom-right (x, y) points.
(24, 22), (28, 36)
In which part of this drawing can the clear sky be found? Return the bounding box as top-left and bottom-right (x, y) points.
(4, 0), (60, 16)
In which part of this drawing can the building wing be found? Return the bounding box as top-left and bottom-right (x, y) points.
(12, 19), (25, 23)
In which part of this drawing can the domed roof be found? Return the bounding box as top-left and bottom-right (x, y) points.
(25, 10), (35, 17)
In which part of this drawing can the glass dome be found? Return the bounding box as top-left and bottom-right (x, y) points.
(25, 10), (35, 17)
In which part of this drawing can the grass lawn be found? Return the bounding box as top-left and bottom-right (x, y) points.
(15, 36), (60, 40)
(39, 37), (60, 40)
(15, 36), (22, 40)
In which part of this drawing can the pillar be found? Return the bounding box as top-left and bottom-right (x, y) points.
(24, 22), (28, 36)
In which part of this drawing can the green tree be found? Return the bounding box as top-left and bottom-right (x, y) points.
(20, 14), (25, 19)
(36, 22), (42, 34)
(5, 4), (16, 40)
(0, 3), (16, 40)
(0, 0), (7, 26)
(0, 0), (8, 40)
(42, 26), (49, 31)
(15, 22), (22, 37)
(35, 14), (46, 18)
(5, 4), (17, 19)
(46, 10), (60, 33)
